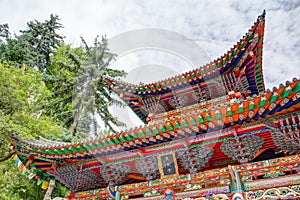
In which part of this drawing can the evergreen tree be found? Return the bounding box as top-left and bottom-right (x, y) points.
(43, 43), (85, 134)
(70, 36), (126, 138)
(0, 14), (128, 198)
(0, 23), (10, 43)
(0, 34), (37, 67)
(20, 14), (64, 72)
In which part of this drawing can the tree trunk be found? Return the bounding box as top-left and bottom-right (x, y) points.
(0, 151), (15, 163)
(43, 179), (55, 200)
(69, 76), (91, 136)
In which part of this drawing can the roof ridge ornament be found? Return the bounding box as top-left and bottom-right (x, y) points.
(260, 9), (266, 19)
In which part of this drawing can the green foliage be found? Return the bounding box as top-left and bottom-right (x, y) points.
(0, 13), (127, 198)
(0, 63), (64, 199)
(46, 37), (127, 139)
(0, 34), (37, 67)
(20, 14), (64, 71)
(43, 44), (85, 131)
(0, 159), (45, 200)
(0, 62), (47, 115)
(0, 23), (10, 43)
(0, 63), (63, 138)
(0, 15), (68, 199)
(70, 36), (126, 138)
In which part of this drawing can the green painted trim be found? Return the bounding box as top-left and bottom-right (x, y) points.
(238, 41), (245, 49)
(227, 54), (232, 61)
(167, 124), (174, 131)
(61, 148), (72, 153)
(108, 138), (115, 145)
(174, 121), (181, 129)
(102, 141), (109, 146)
(248, 102), (255, 110)
(189, 136), (235, 148)
(55, 149), (65, 154)
(90, 143), (97, 148)
(181, 120), (189, 127)
(255, 62), (261, 69)
(83, 144), (93, 150)
(198, 116), (204, 123)
(281, 87), (291, 98)
(215, 111), (222, 119)
(222, 57), (227, 65)
(120, 136), (126, 142)
(232, 49), (237, 57)
(30, 163), (36, 167)
(113, 138), (120, 144)
(139, 130), (146, 137)
(256, 55), (261, 61)
(292, 82), (300, 93)
(160, 126), (167, 132)
(205, 114), (212, 121)
(146, 128), (153, 135)
(70, 146), (80, 153)
(269, 92), (278, 103)
(238, 105), (244, 113)
(212, 64), (217, 70)
(46, 149), (56, 154)
(32, 147), (38, 152)
(259, 98), (266, 107)
(125, 134), (132, 141)
(256, 48), (262, 54)
(96, 142), (103, 147)
(78, 146), (86, 151)
(246, 34), (253, 42)
(257, 37), (263, 44)
(152, 127), (159, 134)
(190, 118), (197, 125)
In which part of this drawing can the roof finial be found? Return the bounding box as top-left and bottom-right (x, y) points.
(260, 9), (266, 19)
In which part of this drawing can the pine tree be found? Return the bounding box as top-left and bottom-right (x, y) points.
(70, 36), (126, 138)
(0, 34), (37, 67)
(20, 14), (64, 72)
(0, 23), (10, 43)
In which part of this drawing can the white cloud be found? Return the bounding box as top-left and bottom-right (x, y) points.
(0, 0), (299, 128)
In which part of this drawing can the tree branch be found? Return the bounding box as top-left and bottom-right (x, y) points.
(0, 151), (15, 163)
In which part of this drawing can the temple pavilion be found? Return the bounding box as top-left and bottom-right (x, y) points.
(13, 11), (300, 200)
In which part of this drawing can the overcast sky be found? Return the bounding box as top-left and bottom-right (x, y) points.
(1, 0), (299, 128)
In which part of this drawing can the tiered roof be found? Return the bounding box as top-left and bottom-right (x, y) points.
(14, 79), (300, 161)
(104, 11), (266, 123)
(12, 11), (300, 198)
